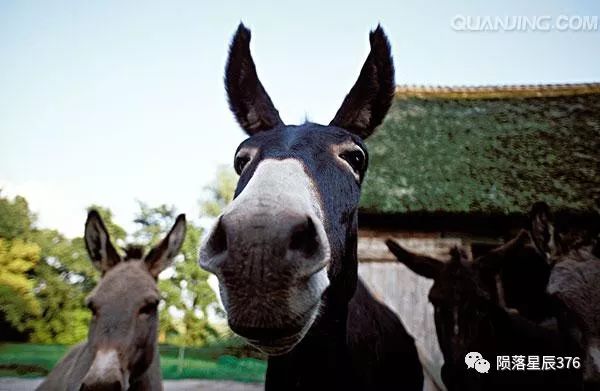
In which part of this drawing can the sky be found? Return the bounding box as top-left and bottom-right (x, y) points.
(1, 0), (599, 238)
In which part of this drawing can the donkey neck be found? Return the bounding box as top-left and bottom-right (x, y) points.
(309, 217), (360, 335)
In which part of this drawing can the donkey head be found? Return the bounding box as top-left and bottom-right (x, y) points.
(386, 241), (496, 375)
(200, 23), (394, 355)
(81, 211), (185, 390)
(471, 202), (560, 322)
(478, 202), (556, 271)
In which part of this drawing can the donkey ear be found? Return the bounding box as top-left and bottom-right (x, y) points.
(385, 239), (442, 279)
(225, 23), (284, 135)
(528, 201), (556, 258)
(85, 210), (122, 274)
(145, 214), (186, 278)
(330, 25), (395, 139)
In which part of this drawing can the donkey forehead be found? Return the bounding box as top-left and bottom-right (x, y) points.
(90, 261), (158, 302)
(236, 123), (366, 156)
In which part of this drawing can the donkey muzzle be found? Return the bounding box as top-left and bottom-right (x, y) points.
(80, 349), (128, 391)
(199, 159), (331, 352)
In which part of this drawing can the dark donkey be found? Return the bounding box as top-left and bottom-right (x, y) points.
(476, 202), (558, 322)
(38, 211), (186, 391)
(386, 241), (582, 391)
(480, 202), (600, 387)
(200, 24), (423, 390)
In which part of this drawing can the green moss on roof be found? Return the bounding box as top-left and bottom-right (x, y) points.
(360, 88), (600, 215)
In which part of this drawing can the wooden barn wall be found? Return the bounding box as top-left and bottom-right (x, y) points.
(357, 235), (466, 390)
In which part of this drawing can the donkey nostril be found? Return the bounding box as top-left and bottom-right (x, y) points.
(289, 217), (320, 258)
(206, 217), (228, 257)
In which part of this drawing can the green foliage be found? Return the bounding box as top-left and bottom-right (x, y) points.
(28, 252), (91, 343)
(361, 95), (600, 214)
(0, 195), (41, 333)
(0, 193), (35, 240)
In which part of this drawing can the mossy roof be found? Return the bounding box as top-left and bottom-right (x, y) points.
(360, 84), (600, 215)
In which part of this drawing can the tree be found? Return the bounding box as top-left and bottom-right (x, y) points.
(0, 192), (35, 240)
(0, 194), (41, 334)
(200, 165), (237, 218)
(28, 229), (92, 343)
(0, 238), (41, 332)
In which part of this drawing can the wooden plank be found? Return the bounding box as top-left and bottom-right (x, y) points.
(358, 262), (446, 389)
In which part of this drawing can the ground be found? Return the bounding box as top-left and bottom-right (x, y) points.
(0, 378), (263, 391)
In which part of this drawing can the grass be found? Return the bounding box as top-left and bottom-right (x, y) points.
(0, 343), (266, 382)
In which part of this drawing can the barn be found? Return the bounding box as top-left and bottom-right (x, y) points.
(355, 83), (600, 389)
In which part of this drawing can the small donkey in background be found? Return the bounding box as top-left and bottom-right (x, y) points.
(38, 210), (186, 391)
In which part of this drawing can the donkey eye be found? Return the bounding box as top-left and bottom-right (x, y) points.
(139, 301), (158, 316)
(234, 154), (251, 174)
(340, 149), (366, 174)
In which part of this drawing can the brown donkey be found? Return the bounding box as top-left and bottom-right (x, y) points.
(37, 210), (186, 391)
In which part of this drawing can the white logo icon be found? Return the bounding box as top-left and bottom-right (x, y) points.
(465, 352), (490, 374)
(474, 358), (491, 374)
(465, 352), (483, 369)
